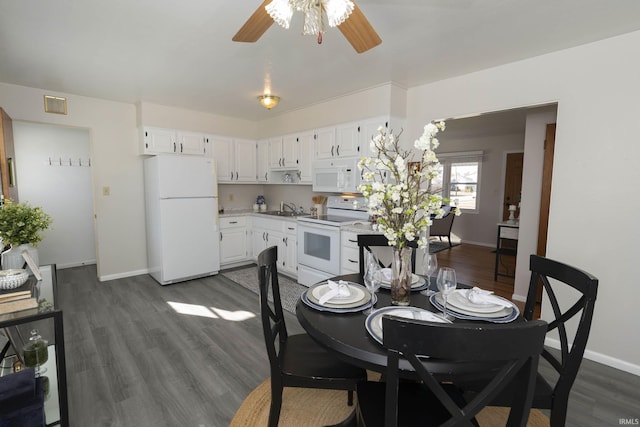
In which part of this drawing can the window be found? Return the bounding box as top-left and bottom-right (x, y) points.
(431, 151), (482, 213)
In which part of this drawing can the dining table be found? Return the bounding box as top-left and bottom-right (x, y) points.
(296, 272), (522, 381)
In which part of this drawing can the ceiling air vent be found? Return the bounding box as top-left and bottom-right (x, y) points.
(43, 95), (67, 115)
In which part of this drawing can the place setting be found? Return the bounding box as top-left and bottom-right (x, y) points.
(374, 268), (429, 292)
(428, 267), (520, 323)
(301, 279), (377, 313)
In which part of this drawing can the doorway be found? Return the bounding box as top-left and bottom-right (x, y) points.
(12, 122), (96, 268)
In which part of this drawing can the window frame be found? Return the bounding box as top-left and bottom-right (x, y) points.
(434, 151), (483, 214)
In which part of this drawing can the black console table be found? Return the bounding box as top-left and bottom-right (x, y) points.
(494, 222), (519, 280)
(0, 265), (68, 426)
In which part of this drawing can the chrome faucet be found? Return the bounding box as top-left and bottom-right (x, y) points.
(281, 202), (297, 213)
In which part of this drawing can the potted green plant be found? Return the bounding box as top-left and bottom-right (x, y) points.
(0, 199), (52, 270)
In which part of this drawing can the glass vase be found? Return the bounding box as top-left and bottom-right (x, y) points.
(391, 246), (413, 306)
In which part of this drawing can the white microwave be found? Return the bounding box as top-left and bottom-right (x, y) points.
(312, 158), (361, 193)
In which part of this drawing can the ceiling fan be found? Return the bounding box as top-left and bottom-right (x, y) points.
(232, 0), (382, 54)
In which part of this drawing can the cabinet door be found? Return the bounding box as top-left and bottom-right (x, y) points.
(143, 127), (176, 154)
(220, 227), (248, 264)
(269, 137), (284, 169)
(212, 136), (234, 182)
(266, 230), (285, 270)
(297, 132), (315, 183)
(282, 134), (298, 168)
(256, 139), (270, 182)
(234, 138), (257, 182)
(335, 122), (360, 158)
(177, 131), (205, 155)
(315, 126), (336, 159)
(282, 224), (298, 276)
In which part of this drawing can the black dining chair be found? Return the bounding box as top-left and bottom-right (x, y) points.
(356, 316), (548, 427)
(257, 246), (367, 427)
(357, 234), (418, 277)
(460, 254), (599, 427)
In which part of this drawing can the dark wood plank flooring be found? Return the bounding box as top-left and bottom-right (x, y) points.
(56, 253), (639, 427)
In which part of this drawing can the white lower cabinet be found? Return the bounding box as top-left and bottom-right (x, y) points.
(341, 230), (361, 274)
(252, 216), (298, 279)
(281, 222), (298, 277)
(219, 216), (250, 265)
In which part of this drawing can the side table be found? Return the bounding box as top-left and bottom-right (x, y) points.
(494, 222), (519, 280)
(0, 265), (68, 427)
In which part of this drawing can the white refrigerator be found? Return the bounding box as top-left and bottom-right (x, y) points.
(144, 155), (220, 285)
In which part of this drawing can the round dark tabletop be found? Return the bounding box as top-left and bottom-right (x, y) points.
(296, 273), (469, 377)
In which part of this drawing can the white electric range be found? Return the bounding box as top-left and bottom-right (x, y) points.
(297, 195), (369, 286)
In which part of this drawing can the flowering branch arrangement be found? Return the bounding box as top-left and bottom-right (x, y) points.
(0, 199), (52, 246)
(358, 121), (460, 250)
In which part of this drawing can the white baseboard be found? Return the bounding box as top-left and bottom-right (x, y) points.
(99, 268), (149, 282)
(544, 337), (640, 376)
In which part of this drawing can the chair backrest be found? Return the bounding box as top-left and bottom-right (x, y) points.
(382, 317), (548, 427)
(257, 246), (288, 376)
(429, 211), (455, 237)
(357, 234), (418, 276)
(524, 254), (598, 404)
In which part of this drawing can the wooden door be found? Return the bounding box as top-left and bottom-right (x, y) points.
(502, 152), (523, 221)
(537, 124), (556, 256)
(0, 108), (19, 201)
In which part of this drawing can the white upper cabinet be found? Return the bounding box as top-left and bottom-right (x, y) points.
(269, 136), (297, 169)
(297, 131), (315, 183)
(212, 136), (257, 183)
(256, 139), (270, 182)
(314, 126), (337, 160)
(336, 117), (392, 159)
(177, 130), (208, 156)
(234, 138), (257, 182)
(141, 127), (208, 156)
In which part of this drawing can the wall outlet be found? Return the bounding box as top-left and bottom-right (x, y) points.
(229, 193), (234, 202)
(102, 186), (110, 196)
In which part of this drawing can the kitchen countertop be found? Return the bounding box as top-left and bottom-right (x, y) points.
(219, 209), (306, 223)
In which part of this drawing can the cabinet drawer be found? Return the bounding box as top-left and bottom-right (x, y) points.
(220, 216), (247, 229)
(283, 222), (297, 234)
(342, 246), (360, 271)
(341, 231), (360, 248)
(499, 226), (519, 240)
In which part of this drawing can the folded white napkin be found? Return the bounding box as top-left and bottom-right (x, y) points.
(466, 287), (511, 307)
(378, 268), (393, 281)
(319, 280), (352, 305)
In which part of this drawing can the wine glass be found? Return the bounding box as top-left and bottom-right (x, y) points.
(436, 267), (457, 320)
(363, 251), (381, 315)
(421, 252), (438, 296)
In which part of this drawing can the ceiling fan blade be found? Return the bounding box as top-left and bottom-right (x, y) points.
(232, 0), (274, 43)
(337, 3), (382, 54)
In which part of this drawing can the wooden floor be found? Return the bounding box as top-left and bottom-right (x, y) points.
(53, 259), (639, 427)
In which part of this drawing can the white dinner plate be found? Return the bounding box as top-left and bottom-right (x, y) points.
(376, 268), (422, 286)
(365, 306), (451, 345)
(311, 283), (365, 305)
(447, 289), (506, 313)
(434, 293), (515, 318)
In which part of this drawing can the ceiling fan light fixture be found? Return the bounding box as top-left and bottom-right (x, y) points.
(258, 95), (281, 110)
(324, 0), (354, 27)
(266, 0), (294, 29)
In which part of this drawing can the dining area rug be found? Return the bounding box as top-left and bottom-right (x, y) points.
(221, 265), (306, 313)
(230, 376), (551, 426)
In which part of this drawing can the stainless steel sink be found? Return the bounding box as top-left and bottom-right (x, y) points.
(259, 210), (302, 217)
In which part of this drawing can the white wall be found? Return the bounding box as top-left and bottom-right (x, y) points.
(405, 31), (640, 374)
(13, 122), (95, 268)
(437, 132), (525, 246)
(0, 83), (146, 280)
